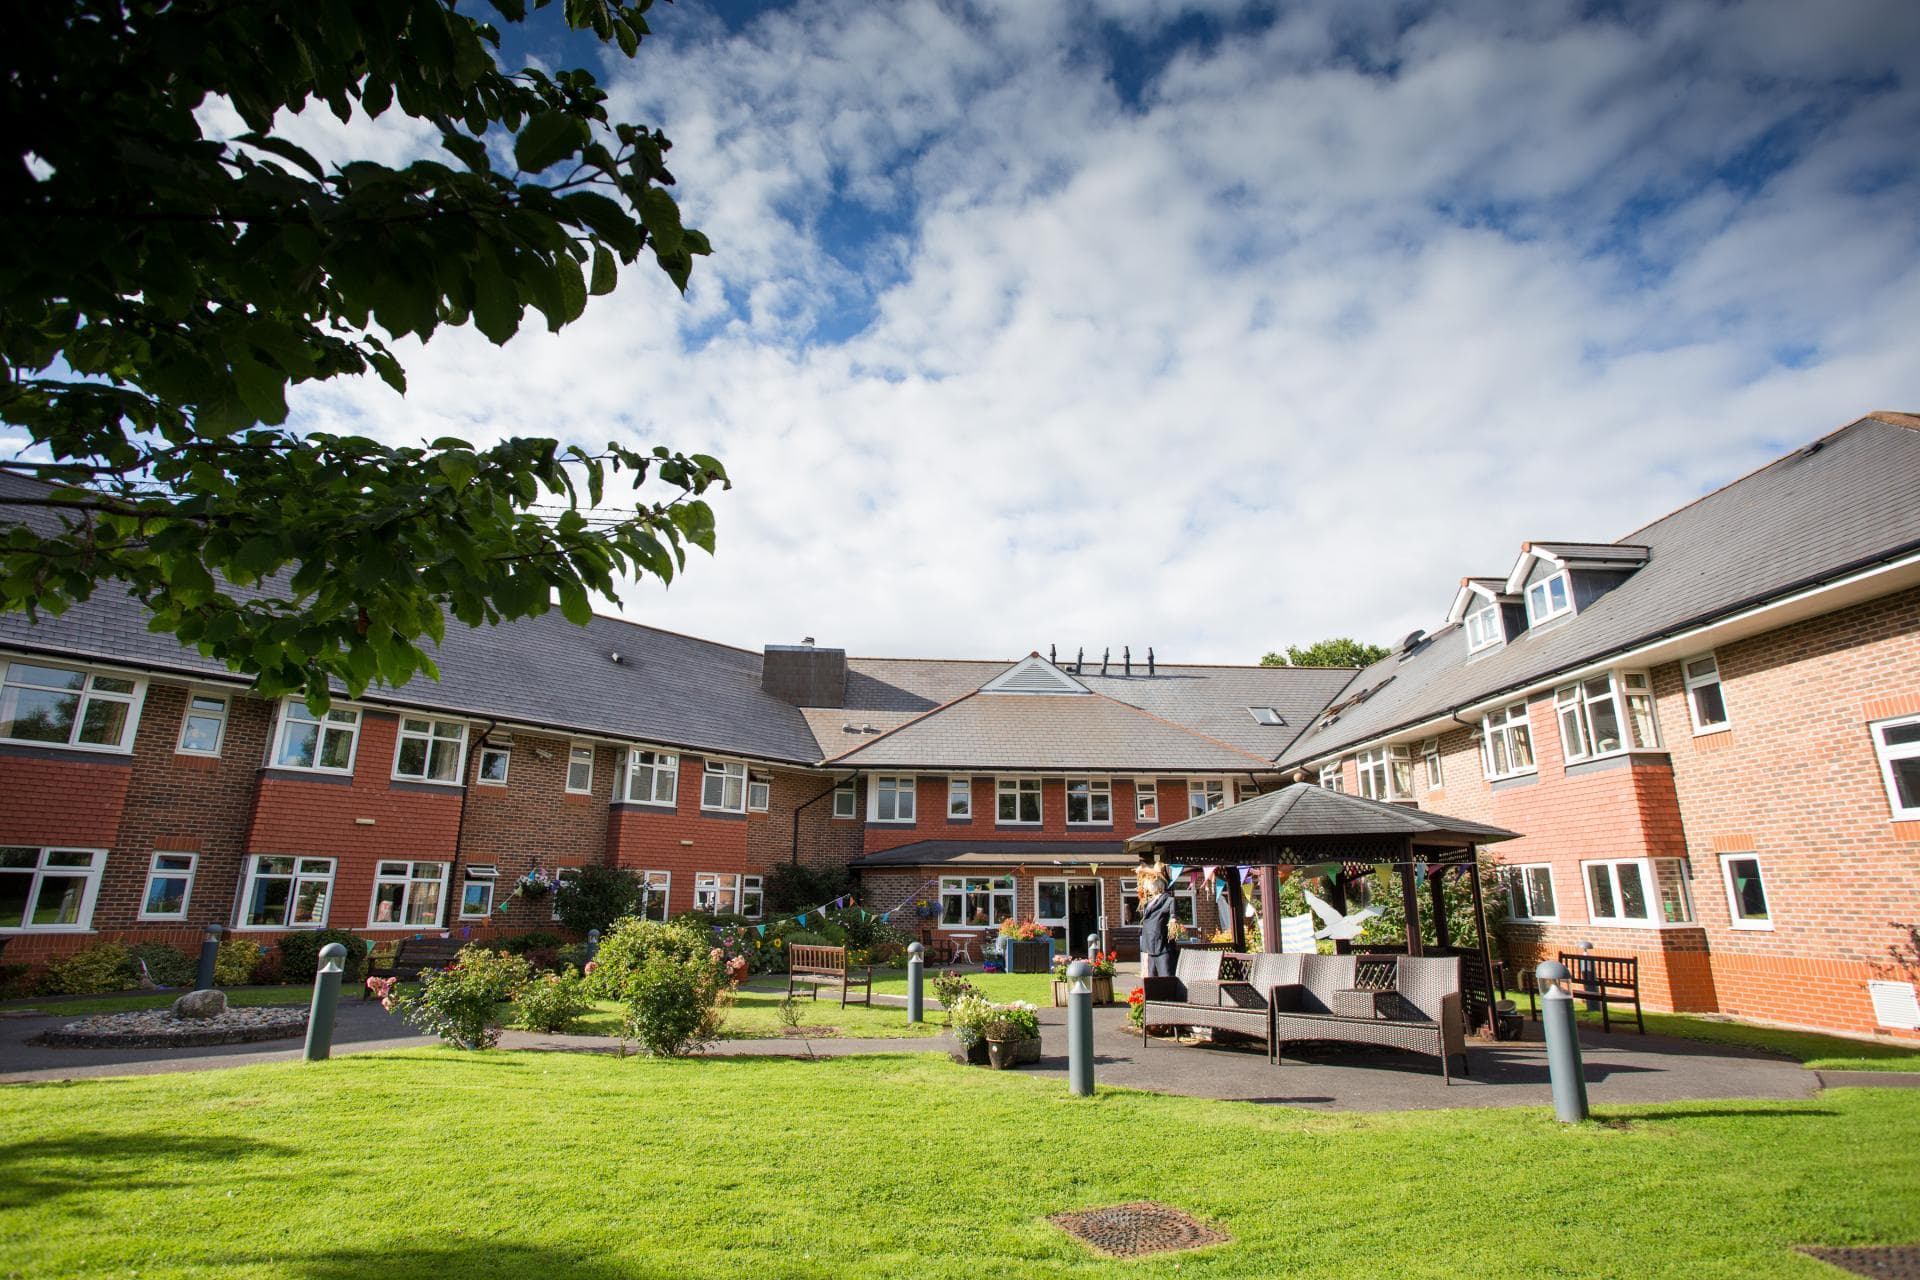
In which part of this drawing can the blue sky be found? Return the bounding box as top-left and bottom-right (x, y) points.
(280, 0), (1920, 662)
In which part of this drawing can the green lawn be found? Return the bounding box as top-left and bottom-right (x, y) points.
(870, 969), (1058, 1006)
(538, 986), (940, 1040)
(0, 987), (311, 1017)
(1564, 1005), (1920, 1072)
(2, 1053), (1917, 1278)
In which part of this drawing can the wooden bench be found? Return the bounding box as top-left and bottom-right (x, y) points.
(786, 944), (872, 1008)
(1549, 951), (1644, 1033)
(362, 937), (465, 998)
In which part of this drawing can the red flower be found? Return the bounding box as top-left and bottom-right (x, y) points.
(1126, 986), (1145, 1007)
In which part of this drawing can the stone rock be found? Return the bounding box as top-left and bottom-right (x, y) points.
(173, 989), (228, 1020)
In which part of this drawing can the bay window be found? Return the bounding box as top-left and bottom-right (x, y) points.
(1558, 672), (1658, 762)
(939, 874), (1015, 928)
(139, 852), (197, 921)
(369, 860), (449, 927)
(624, 750), (679, 805)
(1481, 702), (1535, 779)
(273, 700), (360, 774)
(1872, 715), (1920, 820)
(0, 661), (141, 752)
(241, 855), (335, 929)
(997, 778), (1041, 824)
(702, 760), (748, 813)
(177, 693), (229, 756)
(1684, 655), (1730, 734)
(0, 847), (105, 931)
(393, 717), (466, 783)
(1066, 778), (1111, 824)
(869, 775), (916, 823)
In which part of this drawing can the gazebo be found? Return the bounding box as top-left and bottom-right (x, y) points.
(1125, 783), (1521, 1033)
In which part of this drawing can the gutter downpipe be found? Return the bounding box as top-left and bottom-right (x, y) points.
(792, 770), (853, 865)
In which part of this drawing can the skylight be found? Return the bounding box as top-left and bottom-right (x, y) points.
(1248, 706), (1285, 726)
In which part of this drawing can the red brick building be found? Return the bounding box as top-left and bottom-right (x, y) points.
(1, 411), (1916, 1041)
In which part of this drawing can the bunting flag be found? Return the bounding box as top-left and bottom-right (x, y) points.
(1201, 865), (1218, 886)
(795, 913), (808, 927)
(1413, 863), (1429, 888)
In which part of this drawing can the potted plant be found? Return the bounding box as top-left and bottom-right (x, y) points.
(949, 993), (995, 1064)
(996, 919), (1054, 973)
(982, 1001), (1042, 1069)
(1050, 951), (1119, 1006)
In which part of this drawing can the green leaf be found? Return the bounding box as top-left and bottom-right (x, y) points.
(590, 245), (617, 295)
(557, 580), (592, 625)
(514, 110), (589, 174)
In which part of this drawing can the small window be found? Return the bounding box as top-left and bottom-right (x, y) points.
(1187, 779), (1226, 816)
(241, 855), (335, 929)
(1065, 778), (1111, 824)
(1481, 702), (1535, 780)
(177, 694), (228, 756)
(0, 847), (108, 931)
(1318, 764), (1344, 793)
(939, 874), (1016, 927)
(741, 875), (764, 920)
(273, 700), (360, 774)
(624, 750), (679, 805)
(566, 743), (594, 794)
(1465, 602), (1503, 653)
(393, 717), (467, 783)
(947, 777), (972, 819)
(1584, 857), (1690, 926)
(1248, 706), (1284, 726)
(1422, 738), (1442, 791)
(694, 872), (740, 914)
(1872, 715), (1920, 820)
(831, 785), (857, 819)
(996, 778), (1041, 824)
(369, 860), (449, 927)
(1683, 655), (1730, 734)
(870, 775), (916, 823)
(476, 746), (511, 786)
(1719, 854), (1771, 930)
(747, 775), (772, 812)
(1504, 863), (1558, 922)
(1620, 671), (1660, 749)
(701, 760), (748, 813)
(459, 865), (498, 918)
(1526, 571), (1572, 625)
(0, 661), (141, 751)
(639, 870), (671, 921)
(139, 852), (197, 921)
(1134, 779), (1158, 823)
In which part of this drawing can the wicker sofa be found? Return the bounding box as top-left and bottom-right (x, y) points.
(1140, 952), (1304, 1051)
(1270, 954), (1470, 1084)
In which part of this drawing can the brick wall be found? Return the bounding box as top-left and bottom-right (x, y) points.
(606, 754), (753, 916)
(859, 777), (1174, 853)
(456, 729), (615, 931)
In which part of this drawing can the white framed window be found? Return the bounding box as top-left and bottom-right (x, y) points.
(1066, 778), (1111, 824)
(1719, 854), (1772, 930)
(741, 874), (764, 920)
(139, 852), (197, 921)
(1319, 763), (1345, 793)
(702, 760), (748, 813)
(176, 693), (229, 756)
(1355, 746), (1413, 801)
(273, 700), (360, 774)
(623, 749), (678, 805)
(0, 847), (106, 931)
(1188, 779), (1226, 817)
(1465, 602), (1503, 653)
(459, 865), (497, 918)
(1583, 857), (1693, 926)
(639, 869), (671, 921)
(1248, 706), (1284, 726)
(694, 871), (744, 914)
(939, 874), (1015, 928)
(0, 661), (141, 752)
(1556, 676), (1624, 762)
(550, 867), (580, 922)
(868, 775), (916, 823)
(1526, 571), (1572, 625)
(369, 860), (449, 928)
(1684, 655), (1730, 734)
(476, 745), (510, 786)
(747, 774), (772, 812)
(947, 776), (972, 819)
(1872, 714), (1920, 820)
(1121, 876), (1197, 927)
(1134, 779), (1159, 823)
(566, 743), (594, 794)
(1621, 670), (1660, 749)
(1481, 702), (1536, 780)
(831, 784), (857, 819)
(1422, 738), (1443, 791)
(1503, 863), (1558, 922)
(997, 777), (1041, 824)
(394, 717), (467, 783)
(240, 855), (335, 929)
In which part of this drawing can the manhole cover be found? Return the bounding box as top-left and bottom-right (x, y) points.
(1049, 1201), (1230, 1258)
(1800, 1245), (1920, 1277)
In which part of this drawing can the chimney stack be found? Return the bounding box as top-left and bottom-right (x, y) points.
(762, 642), (846, 707)
(1101, 647), (1109, 675)
(1123, 645), (1131, 675)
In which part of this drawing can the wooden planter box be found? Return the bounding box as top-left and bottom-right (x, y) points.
(1051, 976), (1115, 1007)
(1002, 939), (1054, 974)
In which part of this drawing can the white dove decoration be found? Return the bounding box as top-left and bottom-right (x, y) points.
(1304, 889), (1383, 941)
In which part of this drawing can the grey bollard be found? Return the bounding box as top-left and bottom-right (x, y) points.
(585, 929), (601, 963)
(907, 942), (925, 1024)
(1066, 959), (1095, 1097)
(1537, 960), (1590, 1122)
(1087, 933), (1100, 962)
(303, 942), (349, 1062)
(195, 922), (224, 991)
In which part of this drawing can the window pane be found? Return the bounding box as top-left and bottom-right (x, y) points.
(1692, 682), (1727, 727)
(318, 727), (354, 770)
(426, 740), (461, 781)
(371, 883), (406, 923)
(1728, 858), (1769, 921)
(1587, 698), (1623, 755)
(1893, 757), (1920, 810)
(144, 876), (189, 916)
(247, 875), (292, 927)
(29, 874), (86, 925)
(396, 738), (428, 776)
(1654, 860), (1691, 923)
(277, 720), (319, 767)
(181, 713), (223, 753)
(1509, 723), (1533, 768)
(1525, 867), (1555, 917)
(1037, 882), (1066, 918)
(10, 663), (85, 690)
(0, 871), (28, 928)
(1616, 863), (1648, 920)
(91, 676), (136, 695)
(1883, 722), (1920, 747)
(462, 881), (492, 916)
(0, 686), (78, 742)
(404, 880), (441, 925)
(291, 878), (329, 924)
(479, 750), (509, 783)
(73, 697), (127, 745)
(1587, 865), (1616, 919)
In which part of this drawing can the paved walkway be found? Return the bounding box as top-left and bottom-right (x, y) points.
(2, 996), (1908, 1112)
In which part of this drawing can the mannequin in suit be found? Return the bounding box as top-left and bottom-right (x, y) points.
(1136, 862), (1176, 979)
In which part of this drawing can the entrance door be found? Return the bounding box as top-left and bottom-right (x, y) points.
(1037, 877), (1106, 955)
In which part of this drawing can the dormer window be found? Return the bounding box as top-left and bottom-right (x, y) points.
(1248, 706), (1284, 726)
(1526, 572), (1573, 625)
(1465, 602), (1503, 653)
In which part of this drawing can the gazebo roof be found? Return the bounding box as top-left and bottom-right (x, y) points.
(1125, 783), (1519, 858)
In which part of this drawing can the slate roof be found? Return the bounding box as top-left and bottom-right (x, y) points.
(1125, 783), (1519, 852)
(823, 691), (1279, 772)
(1282, 413), (1920, 767)
(851, 839), (1131, 868)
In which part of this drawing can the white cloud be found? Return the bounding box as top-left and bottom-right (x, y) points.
(286, 0), (1920, 663)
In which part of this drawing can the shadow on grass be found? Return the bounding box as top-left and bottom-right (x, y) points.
(280, 1243), (669, 1280)
(0, 1132), (294, 1211)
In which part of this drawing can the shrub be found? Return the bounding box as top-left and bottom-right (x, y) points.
(776, 995), (804, 1031)
(214, 938), (263, 986)
(0, 964), (32, 999)
(513, 968), (590, 1034)
(617, 949), (730, 1056)
(494, 931), (567, 955)
(552, 866), (652, 935)
(38, 943), (135, 995)
(388, 945), (532, 1049)
(126, 943), (195, 988)
(277, 929), (365, 984)
(761, 863), (849, 915)
(585, 916), (717, 1000)
(932, 970), (979, 1027)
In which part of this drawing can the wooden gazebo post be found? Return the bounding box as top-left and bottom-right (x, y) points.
(1397, 835), (1423, 956)
(1465, 846), (1499, 1035)
(1224, 869), (1248, 952)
